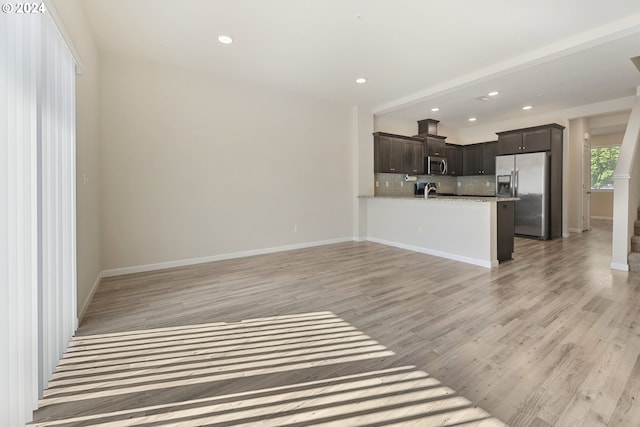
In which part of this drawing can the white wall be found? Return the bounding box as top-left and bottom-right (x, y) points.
(589, 111), (630, 134)
(591, 132), (625, 148)
(51, 0), (102, 317)
(354, 106), (374, 240)
(567, 118), (588, 231)
(591, 192), (614, 219)
(100, 54), (354, 271)
(373, 115), (416, 135)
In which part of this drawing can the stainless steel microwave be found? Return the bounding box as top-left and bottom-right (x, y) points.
(425, 156), (447, 175)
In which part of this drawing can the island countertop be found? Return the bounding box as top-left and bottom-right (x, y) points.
(359, 195), (519, 202)
(360, 196), (517, 268)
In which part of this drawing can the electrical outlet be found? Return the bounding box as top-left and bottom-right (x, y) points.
(294, 224), (298, 233)
(486, 182), (490, 187)
(385, 181), (389, 187)
(375, 181), (379, 187)
(400, 182), (404, 187)
(457, 182), (461, 187)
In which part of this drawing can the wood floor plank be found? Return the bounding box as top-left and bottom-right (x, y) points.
(31, 220), (640, 426)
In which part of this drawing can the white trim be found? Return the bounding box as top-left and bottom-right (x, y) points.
(611, 262), (630, 271)
(42, 0), (84, 74)
(590, 144), (622, 149)
(367, 237), (497, 269)
(568, 228), (584, 233)
(102, 237), (355, 278)
(78, 272), (103, 322)
(591, 216), (613, 220)
(562, 233), (570, 238)
(613, 173), (631, 180)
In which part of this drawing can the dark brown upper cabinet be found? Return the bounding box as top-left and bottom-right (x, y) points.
(463, 141), (497, 175)
(403, 140), (425, 175)
(496, 133), (522, 155)
(444, 144), (463, 176)
(497, 124), (564, 155)
(482, 142), (497, 175)
(417, 118), (439, 136)
(426, 136), (446, 157)
(374, 134), (403, 173)
(463, 144), (482, 176)
(373, 132), (425, 174)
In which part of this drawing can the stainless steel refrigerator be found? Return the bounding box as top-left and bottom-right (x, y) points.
(495, 152), (550, 239)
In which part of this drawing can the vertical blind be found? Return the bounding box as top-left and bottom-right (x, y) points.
(1, 8), (76, 426)
(39, 8), (77, 397)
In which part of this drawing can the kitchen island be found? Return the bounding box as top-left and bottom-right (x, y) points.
(362, 195), (517, 268)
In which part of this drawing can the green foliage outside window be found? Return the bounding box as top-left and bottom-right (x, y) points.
(591, 146), (620, 189)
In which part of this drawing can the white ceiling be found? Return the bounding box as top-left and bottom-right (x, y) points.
(81, 0), (640, 129)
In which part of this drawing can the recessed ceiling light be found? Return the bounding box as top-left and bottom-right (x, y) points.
(431, 107), (440, 112)
(488, 91), (499, 97)
(522, 105), (533, 110)
(468, 117), (477, 122)
(478, 96), (490, 102)
(355, 78), (367, 84)
(218, 35), (233, 45)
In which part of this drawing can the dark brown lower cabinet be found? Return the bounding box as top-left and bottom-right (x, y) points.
(497, 200), (515, 262)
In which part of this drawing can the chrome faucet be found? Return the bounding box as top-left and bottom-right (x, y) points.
(425, 183), (437, 198)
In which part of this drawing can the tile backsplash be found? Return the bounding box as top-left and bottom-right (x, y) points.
(374, 173), (418, 197)
(456, 175), (496, 196)
(374, 173), (495, 197)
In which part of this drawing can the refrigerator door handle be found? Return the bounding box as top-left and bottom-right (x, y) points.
(514, 169), (519, 197)
(510, 170), (515, 197)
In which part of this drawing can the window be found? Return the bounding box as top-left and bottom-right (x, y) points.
(591, 146), (620, 190)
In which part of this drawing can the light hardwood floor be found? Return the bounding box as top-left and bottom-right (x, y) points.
(32, 220), (640, 426)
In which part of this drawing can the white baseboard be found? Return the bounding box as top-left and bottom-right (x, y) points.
(102, 237), (355, 278)
(567, 228), (584, 233)
(610, 262), (630, 271)
(591, 216), (613, 221)
(78, 271), (103, 322)
(367, 237), (497, 269)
